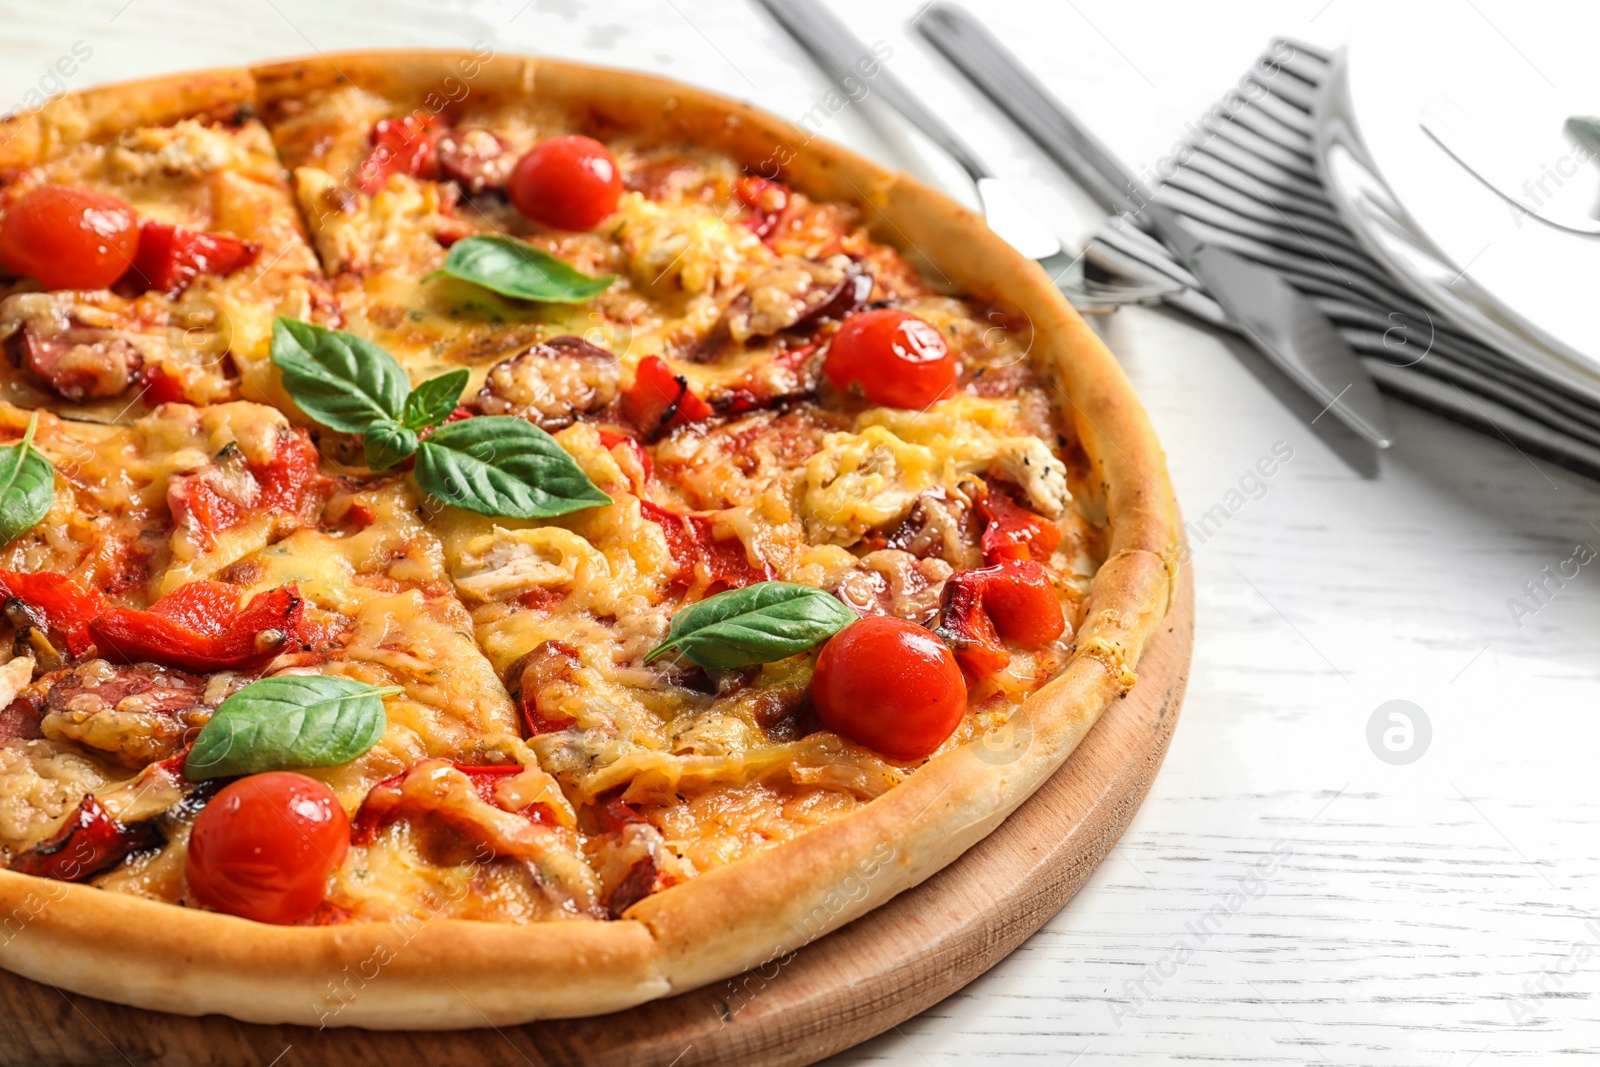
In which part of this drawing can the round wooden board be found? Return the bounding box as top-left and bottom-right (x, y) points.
(0, 569), (1191, 1067)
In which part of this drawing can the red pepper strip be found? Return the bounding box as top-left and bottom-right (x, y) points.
(977, 477), (1062, 565)
(167, 476), (240, 553)
(734, 175), (790, 239)
(640, 501), (771, 594)
(0, 570), (100, 655)
(356, 115), (438, 193)
(10, 795), (162, 882)
(621, 356), (713, 439)
(253, 430), (320, 513)
(127, 221), (261, 296)
(934, 560), (1066, 680)
(90, 582), (307, 672)
(168, 429), (321, 551)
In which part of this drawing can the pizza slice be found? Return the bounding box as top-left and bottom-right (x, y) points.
(0, 73), (334, 418)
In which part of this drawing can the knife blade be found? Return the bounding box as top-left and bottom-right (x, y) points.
(913, 2), (1394, 449)
(752, 0), (1062, 260)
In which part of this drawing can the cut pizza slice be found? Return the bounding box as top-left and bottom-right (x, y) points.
(0, 74), (335, 418)
(248, 54), (980, 445)
(0, 398), (604, 923)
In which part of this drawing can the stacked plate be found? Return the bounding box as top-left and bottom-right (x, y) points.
(1087, 10), (1600, 477)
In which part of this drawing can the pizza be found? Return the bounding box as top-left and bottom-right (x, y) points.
(0, 51), (1179, 1027)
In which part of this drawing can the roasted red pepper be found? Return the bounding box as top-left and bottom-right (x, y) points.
(357, 115), (439, 193)
(168, 429), (321, 551)
(91, 581), (308, 672)
(934, 560), (1066, 679)
(0, 570), (101, 655)
(641, 501), (771, 594)
(127, 221), (260, 296)
(977, 477), (1061, 565)
(621, 356), (712, 439)
(734, 175), (790, 239)
(10, 795), (162, 882)
(0, 568), (310, 671)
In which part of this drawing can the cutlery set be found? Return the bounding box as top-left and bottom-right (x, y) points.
(755, 0), (1396, 450)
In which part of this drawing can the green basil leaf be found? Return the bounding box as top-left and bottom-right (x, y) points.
(402, 368), (470, 431)
(645, 582), (856, 670)
(185, 675), (400, 781)
(432, 235), (616, 304)
(0, 413), (54, 545)
(364, 420), (419, 471)
(270, 318), (410, 434)
(413, 416), (611, 519)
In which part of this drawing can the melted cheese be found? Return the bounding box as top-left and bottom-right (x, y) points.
(802, 397), (1072, 545)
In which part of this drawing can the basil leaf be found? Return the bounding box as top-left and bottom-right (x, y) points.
(433, 235), (616, 304)
(185, 675), (400, 781)
(271, 318), (410, 434)
(646, 582), (856, 670)
(364, 420), (419, 471)
(0, 413), (54, 545)
(402, 368), (470, 431)
(413, 416), (611, 519)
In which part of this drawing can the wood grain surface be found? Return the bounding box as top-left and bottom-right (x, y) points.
(0, 566), (1192, 1067)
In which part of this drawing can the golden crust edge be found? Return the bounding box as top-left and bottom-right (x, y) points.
(0, 52), (1182, 1028)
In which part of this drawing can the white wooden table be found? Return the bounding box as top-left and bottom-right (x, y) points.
(5, 1), (1597, 1062)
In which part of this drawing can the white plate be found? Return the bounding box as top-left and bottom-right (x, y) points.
(1326, 2), (1600, 394)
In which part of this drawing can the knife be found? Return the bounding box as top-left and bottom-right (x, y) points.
(751, 0), (1060, 260)
(912, 2), (1394, 449)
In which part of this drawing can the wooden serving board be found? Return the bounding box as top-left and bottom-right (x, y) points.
(0, 570), (1192, 1067)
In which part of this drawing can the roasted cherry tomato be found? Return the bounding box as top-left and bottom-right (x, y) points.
(812, 616), (967, 761)
(186, 772), (350, 925)
(508, 135), (622, 230)
(822, 308), (955, 409)
(0, 186), (139, 290)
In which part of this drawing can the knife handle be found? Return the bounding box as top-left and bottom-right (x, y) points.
(753, 0), (991, 182)
(913, 2), (1142, 217)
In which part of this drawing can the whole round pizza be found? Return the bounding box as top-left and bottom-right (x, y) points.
(0, 50), (1179, 1027)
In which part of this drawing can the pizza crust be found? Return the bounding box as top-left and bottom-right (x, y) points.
(0, 51), (1180, 1028)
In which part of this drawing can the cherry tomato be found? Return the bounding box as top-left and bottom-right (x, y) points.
(823, 308), (955, 409)
(508, 135), (622, 230)
(0, 186), (139, 290)
(186, 772), (350, 925)
(812, 616), (967, 761)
